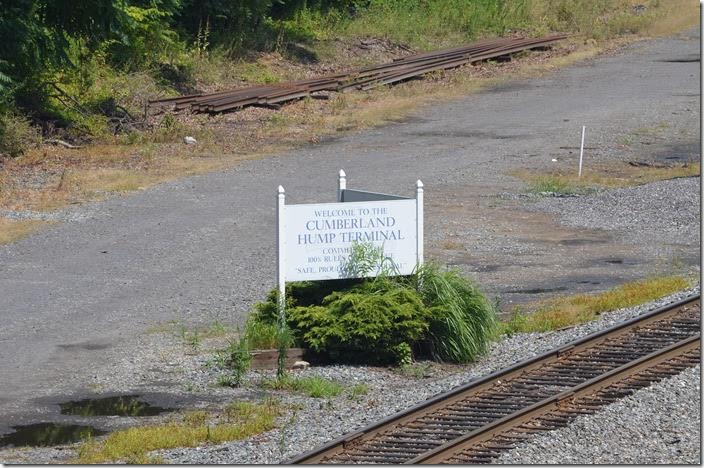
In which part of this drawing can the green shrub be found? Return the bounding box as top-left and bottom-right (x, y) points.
(250, 261), (497, 366)
(288, 280), (430, 364)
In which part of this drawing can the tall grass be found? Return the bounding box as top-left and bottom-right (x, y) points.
(329, 0), (664, 50)
(502, 275), (690, 334)
(415, 264), (498, 362)
(76, 400), (280, 463)
(344, 0), (532, 49)
(244, 316), (280, 349)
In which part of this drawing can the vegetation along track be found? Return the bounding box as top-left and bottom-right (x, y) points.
(290, 295), (700, 464)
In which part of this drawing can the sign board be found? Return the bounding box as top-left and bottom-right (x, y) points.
(284, 198), (417, 281)
(276, 170), (424, 308)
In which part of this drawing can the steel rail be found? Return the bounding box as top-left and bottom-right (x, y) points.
(288, 294), (700, 464)
(411, 334), (700, 464)
(439, 346), (701, 463)
(147, 35), (568, 114)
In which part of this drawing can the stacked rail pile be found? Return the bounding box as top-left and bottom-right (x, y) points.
(149, 34), (567, 114)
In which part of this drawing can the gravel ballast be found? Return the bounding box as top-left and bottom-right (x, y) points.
(494, 365), (701, 465)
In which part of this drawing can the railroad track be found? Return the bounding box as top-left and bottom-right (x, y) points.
(149, 34), (567, 114)
(289, 295), (700, 464)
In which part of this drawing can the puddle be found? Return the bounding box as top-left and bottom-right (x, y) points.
(59, 394), (171, 417)
(577, 280), (602, 285)
(558, 238), (608, 246)
(651, 142), (698, 164)
(409, 130), (524, 140)
(0, 423), (106, 448)
(604, 259), (624, 264)
(56, 341), (111, 351)
(510, 286), (568, 294)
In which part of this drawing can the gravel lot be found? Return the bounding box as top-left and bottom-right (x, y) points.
(530, 177), (700, 259)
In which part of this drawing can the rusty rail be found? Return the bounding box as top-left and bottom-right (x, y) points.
(288, 295), (700, 464)
(149, 34), (567, 114)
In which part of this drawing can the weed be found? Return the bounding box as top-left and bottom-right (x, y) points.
(501, 275), (690, 334)
(395, 362), (435, 379)
(529, 176), (588, 196)
(297, 376), (342, 398)
(237, 62), (280, 84)
(224, 334), (252, 387)
(348, 383), (370, 400)
(268, 113), (291, 128)
(277, 403), (299, 459)
(517, 162), (700, 195)
(619, 135), (634, 146)
(261, 375), (343, 399)
(244, 318), (279, 350)
(205, 352), (227, 370)
(183, 410), (209, 427)
(187, 329), (200, 350)
(217, 374), (237, 387)
(340, 241), (401, 278)
(206, 320), (227, 337)
(330, 95), (348, 115)
(146, 320), (178, 335)
(224, 399), (281, 423)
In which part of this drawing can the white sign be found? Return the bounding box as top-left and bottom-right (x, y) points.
(276, 170), (424, 310)
(284, 199), (417, 281)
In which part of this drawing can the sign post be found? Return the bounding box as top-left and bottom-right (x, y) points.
(276, 185), (287, 378)
(578, 125), (586, 178)
(337, 170), (346, 202)
(416, 180), (423, 266)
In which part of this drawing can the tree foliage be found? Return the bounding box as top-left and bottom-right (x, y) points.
(0, 0), (358, 112)
(0, 1), (122, 95)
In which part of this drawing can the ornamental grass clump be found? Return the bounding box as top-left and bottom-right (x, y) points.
(414, 264), (497, 362)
